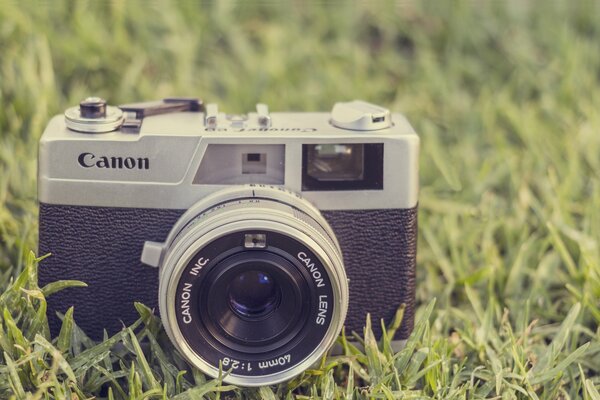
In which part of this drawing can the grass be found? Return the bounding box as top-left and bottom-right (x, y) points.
(1, 0), (600, 398)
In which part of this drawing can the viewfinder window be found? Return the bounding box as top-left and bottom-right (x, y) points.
(302, 143), (383, 191)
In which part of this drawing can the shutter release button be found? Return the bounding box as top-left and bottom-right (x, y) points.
(330, 100), (392, 131)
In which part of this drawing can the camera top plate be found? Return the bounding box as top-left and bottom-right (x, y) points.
(39, 97), (419, 211)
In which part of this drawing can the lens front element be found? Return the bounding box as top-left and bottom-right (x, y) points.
(158, 185), (348, 387)
(228, 269), (280, 318)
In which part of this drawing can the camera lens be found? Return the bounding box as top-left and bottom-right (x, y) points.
(228, 269), (280, 318)
(202, 253), (308, 349)
(158, 185), (348, 386)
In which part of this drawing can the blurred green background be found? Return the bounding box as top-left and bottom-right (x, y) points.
(1, 1), (599, 398)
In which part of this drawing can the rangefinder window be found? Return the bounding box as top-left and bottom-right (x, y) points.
(194, 144), (284, 185)
(302, 143), (383, 191)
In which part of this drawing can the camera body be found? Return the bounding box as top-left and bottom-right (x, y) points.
(38, 98), (419, 385)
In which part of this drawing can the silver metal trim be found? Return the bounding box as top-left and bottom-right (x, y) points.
(39, 110), (420, 210)
(244, 233), (267, 249)
(155, 185), (340, 254)
(155, 186), (348, 386)
(330, 100), (392, 131)
(256, 103), (271, 128)
(64, 105), (124, 133)
(205, 103), (218, 129)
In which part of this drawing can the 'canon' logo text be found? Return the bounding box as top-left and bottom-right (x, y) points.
(78, 152), (150, 170)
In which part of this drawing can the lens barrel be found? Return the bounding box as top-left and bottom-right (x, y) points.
(157, 185), (348, 386)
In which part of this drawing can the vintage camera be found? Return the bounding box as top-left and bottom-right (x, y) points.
(38, 97), (419, 386)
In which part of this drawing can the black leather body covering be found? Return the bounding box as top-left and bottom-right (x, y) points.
(38, 203), (417, 341)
